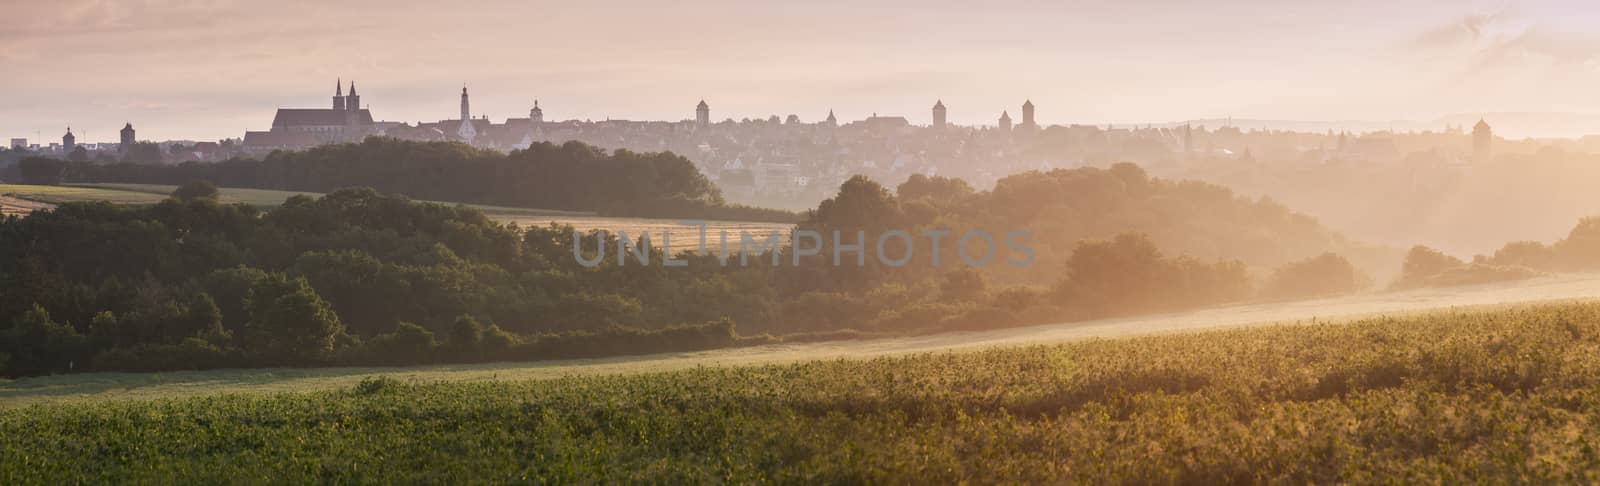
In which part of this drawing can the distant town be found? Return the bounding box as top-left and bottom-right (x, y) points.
(9, 81), (1600, 209)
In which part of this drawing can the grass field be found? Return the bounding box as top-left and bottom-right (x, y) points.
(6, 295), (1600, 481)
(3, 304), (1599, 482)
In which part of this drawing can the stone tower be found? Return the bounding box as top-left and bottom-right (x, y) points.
(998, 111), (1013, 132)
(932, 99), (947, 129)
(1021, 99), (1036, 129)
(119, 122), (135, 152)
(696, 100), (710, 127)
(62, 127), (75, 153)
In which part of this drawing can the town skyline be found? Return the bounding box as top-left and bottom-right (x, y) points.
(7, 0), (1600, 141)
(12, 82), (1600, 145)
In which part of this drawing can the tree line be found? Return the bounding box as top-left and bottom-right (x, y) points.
(9, 138), (797, 222)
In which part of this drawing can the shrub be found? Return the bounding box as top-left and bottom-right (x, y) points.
(1263, 253), (1371, 300)
(171, 181), (220, 201)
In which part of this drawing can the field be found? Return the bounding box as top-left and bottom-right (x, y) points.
(0, 183), (791, 253)
(6, 298), (1600, 482)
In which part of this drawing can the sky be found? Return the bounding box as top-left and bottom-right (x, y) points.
(4, 0), (1600, 142)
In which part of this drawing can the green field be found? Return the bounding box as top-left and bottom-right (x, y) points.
(5, 302), (1600, 483)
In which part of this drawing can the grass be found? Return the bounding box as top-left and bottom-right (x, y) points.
(5, 302), (1600, 483)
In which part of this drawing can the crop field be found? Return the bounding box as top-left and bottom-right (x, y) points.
(5, 301), (1600, 482)
(0, 184), (167, 206)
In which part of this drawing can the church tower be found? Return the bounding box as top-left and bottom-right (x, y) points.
(998, 111), (1013, 132)
(333, 78), (345, 110)
(62, 127), (75, 153)
(1021, 99), (1036, 129)
(825, 109), (837, 127)
(530, 100), (544, 124)
(696, 100), (710, 127)
(932, 100), (947, 129)
(345, 81), (360, 112)
(120, 122), (135, 152)
(457, 85), (477, 141)
(1473, 118), (1492, 163)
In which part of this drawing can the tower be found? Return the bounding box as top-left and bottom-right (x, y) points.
(696, 100), (710, 127)
(456, 85), (477, 141)
(1182, 124), (1192, 157)
(530, 100), (544, 124)
(825, 109), (837, 127)
(1473, 118), (1492, 163)
(333, 78), (345, 110)
(932, 100), (947, 129)
(62, 127), (75, 153)
(119, 122), (135, 152)
(345, 80), (360, 112)
(998, 111), (1013, 132)
(1021, 99), (1036, 129)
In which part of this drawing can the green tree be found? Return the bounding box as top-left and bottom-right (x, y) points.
(244, 275), (346, 363)
(447, 314), (485, 360)
(172, 181), (220, 201)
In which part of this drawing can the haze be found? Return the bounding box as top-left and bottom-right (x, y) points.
(6, 0), (1600, 141)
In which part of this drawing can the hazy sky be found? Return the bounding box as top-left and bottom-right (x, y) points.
(4, 0), (1600, 142)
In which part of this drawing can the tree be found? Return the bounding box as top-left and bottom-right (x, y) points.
(1395, 246), (1464, 288)
(367, 322), (438, 364)
(121, 141), (163, 163)
(17, 157), (65, 185)
(244, 275), (346, 363)
(172, 181), (220, 201)
(447, 314), (486, 360)
(1, 304), (87, 375)
(939, 268), (989, 301)
(1263, 253), (1370, 300)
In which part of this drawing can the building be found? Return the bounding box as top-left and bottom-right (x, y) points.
(696, 100), (710, 127)
(243, 80), (376, 154)
(9, 138), (25, 149)
(62, 127), (75, 153)
(119, 123), (135, 152)
(1473, 119), (1492, 163)
(998, 111), (1013, 132)
(932, 100), (946, 129)
(1021, 100), (1037, 130)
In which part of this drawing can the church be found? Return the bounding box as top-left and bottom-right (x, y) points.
(242, 80), (378, 154)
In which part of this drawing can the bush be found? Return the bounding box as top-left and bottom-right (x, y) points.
(1263, 253), (1371, 300)
(1393, 246), (1466, 289)
(89, 338), (234, 372)
(171, 181), (220, 201)
(363, 322), (439, 365)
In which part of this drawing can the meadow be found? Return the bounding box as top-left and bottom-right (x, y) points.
(5, 300), (1600, 483)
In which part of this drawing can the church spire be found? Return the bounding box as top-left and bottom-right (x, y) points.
(333, 78), (346, 110)
(460, 84), (471, 121)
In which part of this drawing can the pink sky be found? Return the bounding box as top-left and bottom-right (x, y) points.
(4, 0), (1599, 142)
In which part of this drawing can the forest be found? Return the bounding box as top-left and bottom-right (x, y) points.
(2, 153), (1594, 377)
